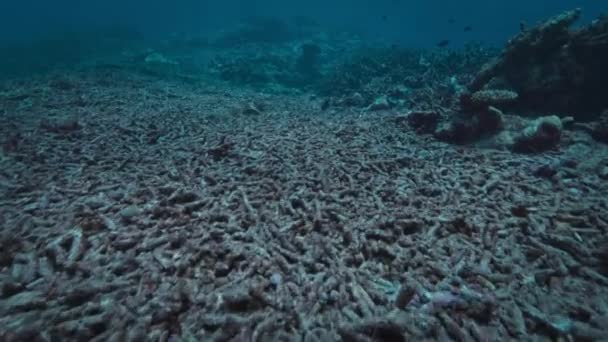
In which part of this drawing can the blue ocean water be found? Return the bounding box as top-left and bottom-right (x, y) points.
(1, 1), (608, 341)
(1, 0), (606, 45)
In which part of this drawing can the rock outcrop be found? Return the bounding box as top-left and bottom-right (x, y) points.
(468, 9), (608, 119)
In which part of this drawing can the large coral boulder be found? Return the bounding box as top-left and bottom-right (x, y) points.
(469, 9), (608, 119)
(512, 116), (563, 153)
(433, 106), (504, 144)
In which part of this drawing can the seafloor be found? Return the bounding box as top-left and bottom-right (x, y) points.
(1, 66), (607, 341)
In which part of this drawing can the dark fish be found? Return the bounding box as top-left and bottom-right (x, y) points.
(381, 15), (388, 21)
(520, 21), (527, 32)
(320, 98), (330, 111)
(437, 39), (450, 47)
(464, 25), (472, 32)
(448, 17), (455, 24)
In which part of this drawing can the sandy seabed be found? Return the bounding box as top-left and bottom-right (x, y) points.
(1, 69), (608, 341)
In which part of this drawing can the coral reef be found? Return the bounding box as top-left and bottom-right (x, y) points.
(468, 9), (608, 119)
(320, 45), (494, 108)
(1, 9), (608, 341)
(433, 9), (608, 149)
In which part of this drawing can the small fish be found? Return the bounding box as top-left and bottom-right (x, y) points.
(520, 21), (527, 32)
(448, 17), (456, 24)
(320, 98), (330, 111)
(464, 25), (472, 32)
(381, 15), (388, 21)
(437, 39), (450, 47)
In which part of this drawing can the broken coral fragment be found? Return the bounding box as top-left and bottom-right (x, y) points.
(470, 89), (519, 107)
